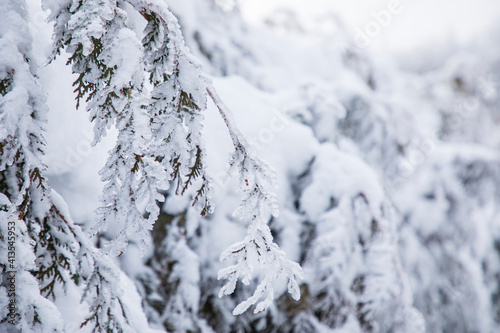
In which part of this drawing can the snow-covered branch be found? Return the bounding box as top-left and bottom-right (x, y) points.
(208, 85), (303, 314)
(44, 0), (302, 316)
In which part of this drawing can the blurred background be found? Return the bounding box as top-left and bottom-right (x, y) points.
(241, 0), (500, 54)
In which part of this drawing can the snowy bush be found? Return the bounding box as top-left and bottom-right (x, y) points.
(1, 0), (500, 332)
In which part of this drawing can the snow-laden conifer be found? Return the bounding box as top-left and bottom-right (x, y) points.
(45, 0), (302, 314)
(0, 1), (70, 330)
(1, 1), (148, 331)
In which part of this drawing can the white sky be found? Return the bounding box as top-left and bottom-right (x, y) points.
(240, 0), (500, 55)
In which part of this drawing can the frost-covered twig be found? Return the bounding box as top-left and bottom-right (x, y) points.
(208, 85), (303, 314)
